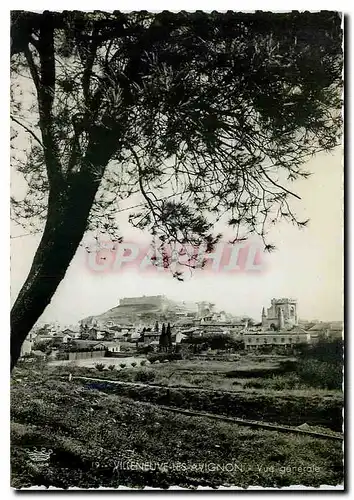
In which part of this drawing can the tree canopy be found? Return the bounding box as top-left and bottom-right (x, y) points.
(11, 10), (342, 245)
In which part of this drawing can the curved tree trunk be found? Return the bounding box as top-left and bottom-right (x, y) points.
(11, 172), (100, 370)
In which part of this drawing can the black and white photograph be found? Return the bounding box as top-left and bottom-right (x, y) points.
(10, 8), (344, 490)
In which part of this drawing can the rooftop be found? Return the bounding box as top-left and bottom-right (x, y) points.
(271, 298), (297, 304)
(100, 341), (121, 347)
(244, 331), (309, 337)
(72, 340), (105, 347)
(308, 322), (343, 332)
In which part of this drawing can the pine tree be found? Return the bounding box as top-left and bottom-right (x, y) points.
(141, 327), (146, 342)
(166, 323), (172, 350)
(159, 323), (167, 352)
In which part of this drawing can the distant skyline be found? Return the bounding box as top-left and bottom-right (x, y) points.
(11, 147), (343, 326)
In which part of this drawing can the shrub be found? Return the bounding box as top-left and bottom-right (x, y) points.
(140, 360), (147, 367)
(135, 370), (156, 383)
(298, 339), (343, 363)
(119, 363), (127, 369)
(147, 354), (158, 364)
(95, 363), (105, 372)
(131, 362), (137, 368)
(267, 373), (300, 390)
(136, 345), (154, 354)
(297, 359), (342, 390)
(191, 376), (207, 386)
(110, 369), (135, 382)
(225, 368), (280, 379)
(169, 353), (183, 361)
(244, 380), (263, 389)
(108, 365), (115, 371)
(147, 353), (182, 364)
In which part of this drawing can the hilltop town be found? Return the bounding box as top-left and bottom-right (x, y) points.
(20, 295), (343, 363)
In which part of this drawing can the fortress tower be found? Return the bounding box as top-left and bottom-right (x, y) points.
(197, 302), (215, 319)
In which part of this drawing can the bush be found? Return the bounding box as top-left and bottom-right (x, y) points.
(57, 353), (69, 361)
(95, 363), (105, 372)
(137, 345), (154, 354)
(131, 362), (137, 368)
(225, 368), (281, 379)
(106, 368), (135, 382)
(140, 360), (147, 367)
(134, 370), (156, 383)
(169, 353), (183, 361)
(182, 335), (244, 352)
(147, 353), (182, 364)
(244, 380), (263, 389)
(298, 339), (343, 363)
(119, 363), (127, 369)
(108, 365), (115, 371)
(242, 373), (301, 391)
(191, 376), (207, 386)
(241, 361), (342, 391)
(267, 373), (300, 390)
(297, 359), (342, 390)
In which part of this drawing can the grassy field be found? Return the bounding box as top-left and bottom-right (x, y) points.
(147, 355), (342, 392)
(53, 355), (341, 396)
(11, 373), (344, 489)
(12, 345), (343, 489)
(25, 356), (343, 430)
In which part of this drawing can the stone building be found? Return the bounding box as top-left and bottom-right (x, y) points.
(261, 298), (298, 331)
(244, 331), (310, 349)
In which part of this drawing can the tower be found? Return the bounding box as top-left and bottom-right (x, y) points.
(261, 307), (267, 327)
(278, 307), (285, 330)
(262, 298), (298, 331)
(197, 302), (215, 319)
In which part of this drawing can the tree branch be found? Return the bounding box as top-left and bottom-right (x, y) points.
(131, 147), (159, 219)
(32, 16), (63, 189)
(259, 167), (301, 200)
(11, 115), (43, 147)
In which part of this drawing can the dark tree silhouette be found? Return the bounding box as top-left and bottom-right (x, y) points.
(166, 322), (172, 350)
(10, 11), (342, 368)
(140, 327), (146, 343)
(159, 323), (168, 352)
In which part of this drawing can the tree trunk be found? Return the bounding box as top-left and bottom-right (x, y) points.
(11, 172), (100, 370)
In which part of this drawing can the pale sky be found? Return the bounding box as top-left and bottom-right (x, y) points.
(11, 147), (343, 326)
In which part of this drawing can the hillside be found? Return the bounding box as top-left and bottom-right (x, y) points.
(81, 296), (198, 327)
